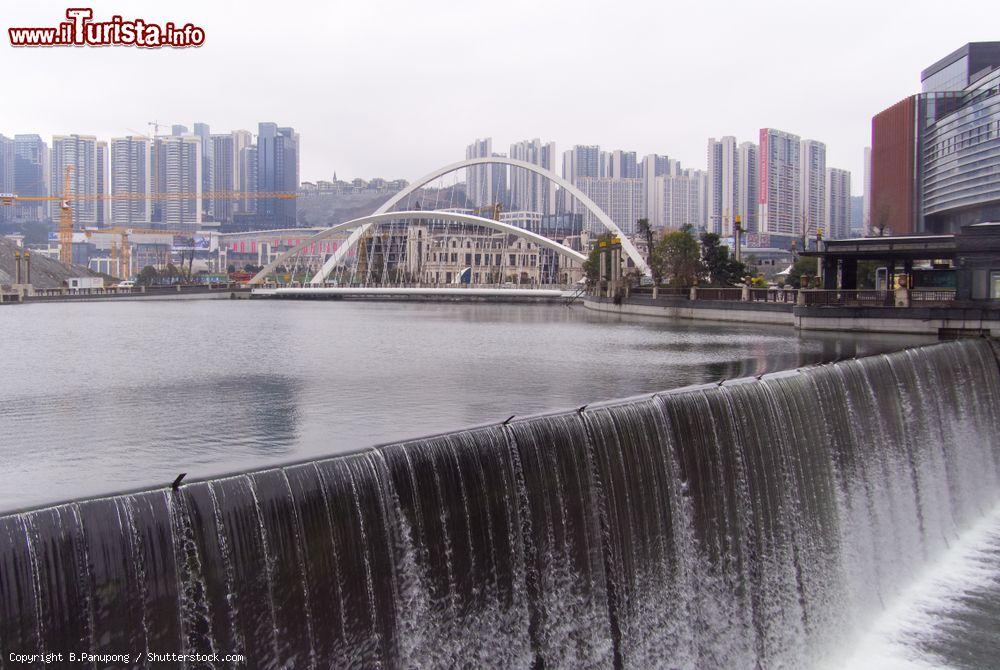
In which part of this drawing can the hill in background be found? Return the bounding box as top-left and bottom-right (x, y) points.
(0, 237), (102, 288)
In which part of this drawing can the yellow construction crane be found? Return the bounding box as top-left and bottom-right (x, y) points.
(82, 227), (188, 278)
(1, 165), (295, 265)
(474, 202), (503, 221)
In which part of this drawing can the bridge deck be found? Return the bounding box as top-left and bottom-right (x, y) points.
(252, 286), (576, 302)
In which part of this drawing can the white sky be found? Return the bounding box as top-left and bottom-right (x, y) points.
(3, 0), (997, 193)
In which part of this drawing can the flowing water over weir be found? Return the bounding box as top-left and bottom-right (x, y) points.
(2, 339), (999, 668)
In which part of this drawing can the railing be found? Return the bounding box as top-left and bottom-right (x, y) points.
(25, 283), (245, 299)
(800, 290), (893, 307)
(657, 287), (694, 297)
(747, 288), (798, 304)
(263, 281), (575, 291)
(594, 285), (965, 310)
(30, 286), (137, 297)
(696, 287), (743, 301)
(630, 286), (689, 297)
(911, 288), (957, 303)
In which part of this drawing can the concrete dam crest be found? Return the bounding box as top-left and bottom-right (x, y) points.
(1, 339), (998, 668)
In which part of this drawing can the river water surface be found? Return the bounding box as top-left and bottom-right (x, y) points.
(0, 299), (933, 512)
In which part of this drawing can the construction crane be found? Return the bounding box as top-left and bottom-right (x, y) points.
(82, 227), (187, 279)
(473, 202), (503, 221)
(148, 120), (176, 136)
(2, 165), (295, 265)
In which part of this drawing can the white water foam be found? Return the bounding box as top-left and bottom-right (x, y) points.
(833, 502), (1000, 670)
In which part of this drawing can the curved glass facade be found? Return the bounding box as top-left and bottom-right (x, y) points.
(921, 67), (1000, 233)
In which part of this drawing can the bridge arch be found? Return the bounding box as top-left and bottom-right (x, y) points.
(307, 156), (649, 283)
(248, 210), (587, 285)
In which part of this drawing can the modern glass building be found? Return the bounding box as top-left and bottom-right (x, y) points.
(872, 42), (1000, 235)
(921, 64), (1000, 232)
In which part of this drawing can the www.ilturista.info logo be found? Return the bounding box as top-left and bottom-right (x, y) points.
(9, 8), (205, 48)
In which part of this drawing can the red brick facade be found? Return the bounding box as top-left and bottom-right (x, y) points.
(871, 96), (917, 235)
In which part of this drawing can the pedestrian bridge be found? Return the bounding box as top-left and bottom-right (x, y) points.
(250, 285), (580, 302)
(248, 156), (650, 289)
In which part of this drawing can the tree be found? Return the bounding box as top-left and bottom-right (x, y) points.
(653, 225), (702, 287)
(137, 265), (158, 286)
(700, 232), (749, 286)
(787, 255), (818, 287)
(871, 201), (890, 237)
(227, 264), (236, 274)
(856, 260), (882, 289)
(636, 218), (659, 283)
(582, 242), (605, 287)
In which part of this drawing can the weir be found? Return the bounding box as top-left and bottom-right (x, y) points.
(1, 339), (999, 668)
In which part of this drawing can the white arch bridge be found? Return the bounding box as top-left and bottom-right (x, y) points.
(248, 156), (649, 287)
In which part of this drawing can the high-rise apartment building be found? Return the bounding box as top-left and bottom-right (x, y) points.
(708, 137), (760, 239)
(210, 134), (236, 223)
(96, 141), (109, 226)
(758, 128), (802, 246)
(799, 139), (827, 242)
(231, 130), (254, 215)
(0, 135), (14, 223)
(577, 177), (645, 235)
(654, 169), (707, 230)
(862, 146), (871, 235)
(110, 136), (152, 225)
(50, 134), (99, 225)
(707, 137), (739, 236)
(736, 142), (758, 235)
(641, 154), (672, 226)
(608, 150), (638, 179)
(561, 145), (601, 213)
(13, 135), (48, 222)
(153, 135), (202, 230)
(193, 123), (214, 218)
(257, 123), (299, 227)
(508, 138), (557, 214)
(562, 145), (601, 182)
(239, 143), (258, 215)
(465, 138), (507, 208)
(826, 168), (852, 240)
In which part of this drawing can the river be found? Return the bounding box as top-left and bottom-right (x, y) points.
(0, 298), (932, 513)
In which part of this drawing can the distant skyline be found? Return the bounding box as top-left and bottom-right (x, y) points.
(3, 0), (994, 194)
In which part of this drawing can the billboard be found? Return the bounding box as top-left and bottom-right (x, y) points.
(172, 235), (211, 251)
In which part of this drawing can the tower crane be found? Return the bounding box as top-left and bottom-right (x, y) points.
(2, 165), (295, 266)
(82, 227), (188, 278)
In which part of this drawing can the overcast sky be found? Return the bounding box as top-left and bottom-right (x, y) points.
(4, 0), (996, 193)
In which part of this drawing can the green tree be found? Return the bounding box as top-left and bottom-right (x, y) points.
(700, 232), (749, 286)
(856, 260), (881, 288)
(636, 218), (660, 283)
(137, 265), (158, 286)
(582, 246), (602, 287)
(787, 255), (818, 287)
(654, 225), (702, 287)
